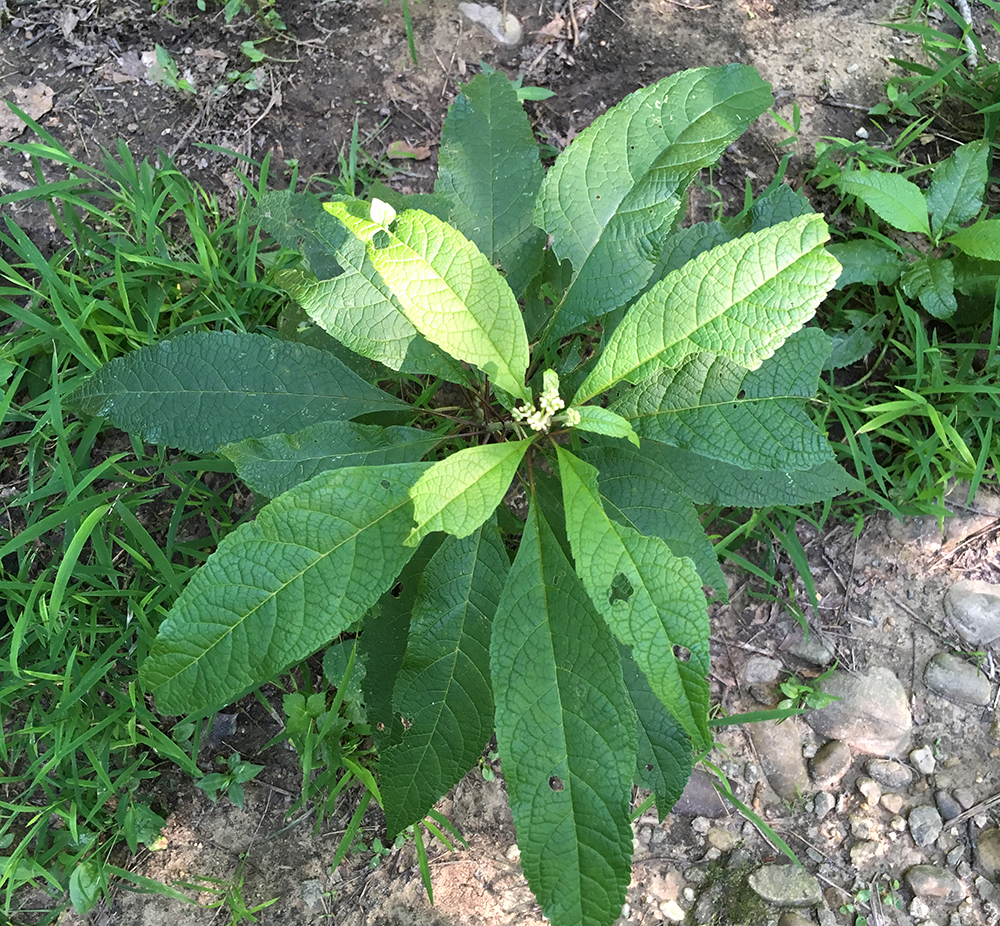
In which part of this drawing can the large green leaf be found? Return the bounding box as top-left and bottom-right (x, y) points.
(573, 214), (840, 404)
(381, 522), (507, 837)
(68, 331), (406, 454)
(491, 496), (635, 926)
(946, 218), (1000, 261)
(839, 168), (930, 236)
(556, 446), (710, 747)
(326, 201), (531, 402)
(437, 71), (545, 298)
(591, 450), (725, 596)
(828, 240), (903, 287)
(535, 65), (772, 338)
(407, 440), (531, 546)
(141, 462), (430, 714)
(220, 421), (439, 497)
(901, 257), (957, 319)
(611, 327), (834, 470)
(620, 645), (692, 822)
(927, 140), (988, 235)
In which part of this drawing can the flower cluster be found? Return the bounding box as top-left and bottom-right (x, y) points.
(512, 370), (579, 432)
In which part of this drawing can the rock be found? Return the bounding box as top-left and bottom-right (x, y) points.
(787, 631), (836, 667)
(910, 744), (937, 775)
(672, 769), (730, 818)
(457, 2), (522, 44)
(881, 793), (905, 815)
(658, 899), (685, 922)
(850, 840), (881, 866)
(865, 758), (914, 789)
(850, 814), (878, 840)
(745, 655), (783, 684)
(748, 864), (822, 906)
(809, 740), (853, 787)
(751, 717), (811, 801)
(803, 667), (911, 756)
(935, 790), (962, 821)
(910, 896), (931, 919)
(976, 827), (1000, 880)
(299, 879), (324, 911)
(905, 864), (965, 901)
(924, 652), (992, 705)
(813, 792), (835, 819)
(909, 805), (944, 847)
(707, 827), (738, 851)
(955, 788), (976, 810)
(778, 914), (817, 926)
(856, 776), (881, 806)
(944, 579), (1000, 647)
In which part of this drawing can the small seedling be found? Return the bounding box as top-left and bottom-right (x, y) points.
(195, 752), (265, 808)
(777, 665), (840, 712)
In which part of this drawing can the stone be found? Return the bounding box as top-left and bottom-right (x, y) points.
(881, 792), (904, 814)
(909, 744), (937, 775)
(751, 717), (811, 801)
(905, 864), (965, 901)
(850, 814), (878, 840)
(778, 914), (817, 926)
(299, 879), (324, 911)
(856, 776), (881, 806)
(745, 655), (783, 684)
(935, 790), (962, 821)
(803, 667), (911, 756)
(672, 769), (730, 818)
(813, 792), (835, 819)
(865, 757), (914, 789)
(850, 840), (881, 866)
(910, 896), (931, 918)
(955, 788), (976, 810)
(707, 827), (738, 851)
(748, 864), (822, 906)
(976, 827), (1000, 880)
(659, 899), (685, 922)
(787, 631), (836, 667)
(909, 805), (943, 846)
(924, 652), (992, 705)
(944, 579), (1000, 647)
(809, 740), (853, 787)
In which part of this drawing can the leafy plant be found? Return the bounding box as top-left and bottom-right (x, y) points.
(839, 877), (903, 926)
(776, 665), (840, 712)
(67, 64), (848, 926)
(195, 752), (265, 808)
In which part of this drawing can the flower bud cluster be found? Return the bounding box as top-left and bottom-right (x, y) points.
(512, 370), (579, 432)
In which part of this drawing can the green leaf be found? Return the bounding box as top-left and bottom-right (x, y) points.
(927, 140), (989, 235)
(221, 422), (439, 497)
(556, 446), (710, 748)
(746, 182), (815, 232)
(68, 331), (406, 453)
(141, 462), (430, 714)
(646, 221), (734, 285)
(839, 168), (930, 236)
(574, 214), (839, 404)
(611, 327), (834, 470)
(70, 859), (106, 916)
(382, 522), (507, 837)
(535, 65), (772, 338)
(407, 440), (530, 546)
(589, 450), (726, 596)
(620, 645), (692, 821)
(828, 240), (903, 287)
(437, 71), (546, 297)
(946, 218), (1000, 261)
(901, 257), (958, 319)
(491, 495), (635, 926)
(570, 405), (640, 447)
(251, 189), (349, 280)
(326, 201), (531, 401)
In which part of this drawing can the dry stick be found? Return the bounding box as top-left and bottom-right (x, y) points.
(947, 790), (1000, 827)
(954, 0), (979, 69)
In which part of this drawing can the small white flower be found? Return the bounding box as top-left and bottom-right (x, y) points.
(370, 198), (396, 229)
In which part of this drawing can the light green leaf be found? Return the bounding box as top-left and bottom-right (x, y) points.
(70, 859), (106, 916)
(407, 440), (530, 546)
(556, 446), (710, 748)
(491, 496), (635, 926)
(828, 240), (903, 287)
(437, 70), (546, 297)
(68, 331), (406, 453)
(839, 168), (930, 236)
(325, 201), (531, 401)
(141, 462), (430, 714)
(901, 257), (957, 319)
(590, 451), (726, 596)
(746, 182), (815, 232)
(570, 405), (640, 447)
(574, 214), (840, 404)
(946, 218), (1000, 261)
(611, 327), (834, 470)
(220, 421), (439, 497)
(927, 140), (988, 235)
(620, 645), (692, 821)
(536, 65), (772, 338)
(645, 221), (734, 286)
(382, 522), (507, 837)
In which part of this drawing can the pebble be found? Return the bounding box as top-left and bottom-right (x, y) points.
(299, 879), (324, 911)
(787, 631), (836, 666)
(865, 758), (914, 789)
(809, 740), (853, 787)
(672, 770), (731, 818)
(910, 896), (931, 918)
(976, 827), (1000, 879)
(778, 914), (817, 926)
(745, 655), (783, 684)
(935, 789), (962, 821)
(944, 579), (1000, 646)
(707, 827), (738, 851)
(856, 776), (881, 806)
(850, 814), (878, 840)
(803, 667), (912, 756)
(881, 793), (905, 814)
(924, 652), (993, 705)
(910, 744), (937, 775)
(955, 788), (976, 810)
(751, 717), (811, 801)
(948, 846), (966, 867)
(850, 839), (881, 865)
(813, 792), (836, 819)
(905, 864), (965, 901)
(909, 805), (944, 846)
(659, 899), (685, 922)
(748, 864), (822, 906)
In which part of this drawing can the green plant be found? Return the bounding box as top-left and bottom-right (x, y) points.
(182, 854), (279, 925)
(66, 64), (848, 926)
(195, 752), (265, 807)
(839, 878), (903, 925)
(776, 665), (840, 712)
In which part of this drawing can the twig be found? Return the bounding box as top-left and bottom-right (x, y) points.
(954, 0), (979, 69)
(947, 790), (1000, 826)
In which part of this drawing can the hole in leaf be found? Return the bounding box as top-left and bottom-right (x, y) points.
(380, 479), (391, 489)
(390, 582), (404, 598)
(673, 644), (691, 662)
(645, 764), (654, 772)
(549, 775), (565, 792)
(608, 572), (634, 605)
(737, 389), (746, 399)
(372, 229), (391, 250)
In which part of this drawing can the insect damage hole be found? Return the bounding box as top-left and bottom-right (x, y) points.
(673, 644), (691, 662)
(549, 775), (565, 792)
(608, 572), (634, 605)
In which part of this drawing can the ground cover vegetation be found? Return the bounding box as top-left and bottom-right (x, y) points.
(0, 2), (997, 923)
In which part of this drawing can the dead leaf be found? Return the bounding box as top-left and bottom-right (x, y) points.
(536, 14), (566, 41)
(0, 82), (55, 142)
(386, 140), (432, 160)
(194, 48), (228, 59)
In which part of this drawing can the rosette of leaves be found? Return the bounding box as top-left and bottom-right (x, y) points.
(69, 64), (847, 926)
